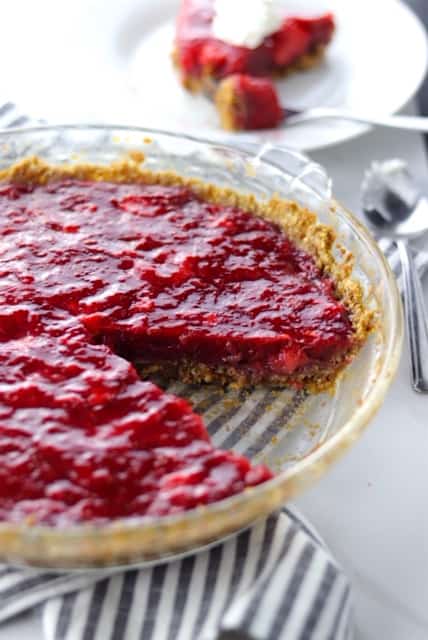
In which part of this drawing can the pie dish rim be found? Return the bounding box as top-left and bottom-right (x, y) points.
(0, 124), (403, 567)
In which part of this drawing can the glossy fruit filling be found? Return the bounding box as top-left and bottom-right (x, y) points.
(0, 306), (272, 525)
(0, 176), (354, 525)
(215, 74), (283, 130)
(176, 0), (335, 82)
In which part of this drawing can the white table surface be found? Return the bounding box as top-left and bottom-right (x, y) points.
(1, 110), (427, 640)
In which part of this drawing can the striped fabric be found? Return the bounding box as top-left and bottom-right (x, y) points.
(0, 507), (351, 640)
(0, 102), (36, 128)
(379, 238), (428, 283)
(0, 103), (426, 640)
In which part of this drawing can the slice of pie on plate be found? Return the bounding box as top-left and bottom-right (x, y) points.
(173, 0), (335, 130)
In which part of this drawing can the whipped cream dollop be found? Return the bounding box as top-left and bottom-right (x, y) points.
(212, 0), (283, 49)
(212, 0), (332, 49)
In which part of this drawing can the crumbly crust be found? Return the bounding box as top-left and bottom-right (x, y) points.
(0, 155), (374, 392)
(136, 352), (355, 395)
(214, 77), (242, 131)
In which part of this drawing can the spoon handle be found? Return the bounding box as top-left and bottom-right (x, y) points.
(286, 108), (428, 133)
(396, 239), (428, 393)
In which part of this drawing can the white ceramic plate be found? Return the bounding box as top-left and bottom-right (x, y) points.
(1, 0), (427, 151)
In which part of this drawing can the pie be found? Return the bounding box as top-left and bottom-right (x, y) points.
(0, 156), (371, 526)
(174, 0), (335, 130)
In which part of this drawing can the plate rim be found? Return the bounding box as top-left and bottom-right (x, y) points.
(127, 0), (428, 151)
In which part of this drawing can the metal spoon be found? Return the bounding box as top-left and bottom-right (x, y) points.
(283, 107), (428, 133)
(362, 159), (428, 393)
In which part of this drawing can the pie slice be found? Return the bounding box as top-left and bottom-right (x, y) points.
(0, 157), (371, 525)
(215, 74), (284, 130)
(174, 0), (335, 91)
(174, 0), (335, 130)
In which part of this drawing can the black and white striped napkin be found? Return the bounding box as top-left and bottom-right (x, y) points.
(0, 506), (351, 640)
(0, 103), (426, 640)
(0, 102), (35, 128)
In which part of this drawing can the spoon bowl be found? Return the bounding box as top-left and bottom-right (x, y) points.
(362, 159), (428, 239)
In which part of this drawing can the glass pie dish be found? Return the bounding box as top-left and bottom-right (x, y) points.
(0, 125), (403, 568)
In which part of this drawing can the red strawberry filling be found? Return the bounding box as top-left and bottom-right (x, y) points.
(215, 74), (283, 130)
(0, 176), (354, 525)
(175, 0), (335, 81)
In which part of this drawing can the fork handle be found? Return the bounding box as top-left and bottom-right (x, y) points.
(396, 239), (428, 393)
(286, 108), (428, 133)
